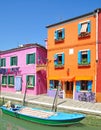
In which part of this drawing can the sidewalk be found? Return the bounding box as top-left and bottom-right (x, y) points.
(0, 91), (101, 116)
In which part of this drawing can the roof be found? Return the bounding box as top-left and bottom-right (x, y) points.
(0, 43), (46, 55)
(46, 8), (101, 28)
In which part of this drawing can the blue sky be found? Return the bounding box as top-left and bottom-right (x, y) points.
(0, 0), (101, 50)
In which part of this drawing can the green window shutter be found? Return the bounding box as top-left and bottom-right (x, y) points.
(0, 58), (6, 67)
(4, 58), (6, 66)
(10, 57), (17, 66)
(76, 81), (81, 92)
(4, 76), (7, 84)
(32, 75), (35, 86)
(26, 53), (35, 64)
(78, 23), (81, 35)
(8, 76), (14, 85)
(78, 51), (81, 64)
(62, 53), (65, 65)
(2, 76), (7, 84)
(10, 57), (12, 66)
(62, 28), (65, 39)
(88, 81), (92, 91)
(33, 53), (35, 64)
(26, 75), (29, 84)
(54, 54), (58, 66)
(8, 76), (10, 84)
(30, 54), (33, 63)
(26, 54), (29, 64)
(15, 56), (18, 65)
(30, 53), (35, 64)
(87, 50), (91, 64)
(26, 75), (35, 87)
(2, 76), (4, 84)
(13, 57), (16, 65)
(12, 76), (14, 84)
(54, 30), (58, 40)
(87, 21), (91, 33)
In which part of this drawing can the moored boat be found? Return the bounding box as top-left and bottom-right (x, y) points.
(0, 103), (85, 126)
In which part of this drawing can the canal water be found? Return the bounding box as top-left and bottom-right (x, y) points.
(0, 109), (101, 130)
(0, 100), (101, 130)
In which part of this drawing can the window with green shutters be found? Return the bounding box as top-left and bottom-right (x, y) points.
(8, 76), (14, 86)
(26, 53), (35, 64)
(2, 76), (7, 85)
(78, 21), (91, 37)
(76, 81), (92, 92)
(26, 75), (35, 88)
(10, 56), (17, 66)
(54, 53), (65, 68)
(78, 50), (91, 66)
(0, 58), (6, 67)
(54, 28), (65, 41)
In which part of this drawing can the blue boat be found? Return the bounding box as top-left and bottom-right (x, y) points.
(0, 104), (85, 126)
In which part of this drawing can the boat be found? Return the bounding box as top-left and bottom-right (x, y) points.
(0, 102), (85, 126)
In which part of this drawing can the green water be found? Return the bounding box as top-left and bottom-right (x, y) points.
(0, 110), (101, 130)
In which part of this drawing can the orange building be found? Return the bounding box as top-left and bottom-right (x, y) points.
(46, 8), (101, 102)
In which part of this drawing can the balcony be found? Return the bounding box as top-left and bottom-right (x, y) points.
(36, 64), (47, 72)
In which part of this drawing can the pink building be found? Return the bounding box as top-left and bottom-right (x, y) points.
(0, 43), (47, 95)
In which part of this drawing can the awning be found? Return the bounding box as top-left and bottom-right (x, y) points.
(48, 76), (75, 82)
(76, 76), (93, 80)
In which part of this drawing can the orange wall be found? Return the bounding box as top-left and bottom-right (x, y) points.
(47, 15), (96, 91)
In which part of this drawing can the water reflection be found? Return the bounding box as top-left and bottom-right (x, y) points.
(0, 110), (101, 130)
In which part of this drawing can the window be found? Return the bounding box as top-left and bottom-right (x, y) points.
(26, 53), (35, 64)
(78, 50), (91, 65)
(49, 80), (59, 89)
(8, 76), (14, 86)
(26, 75), (35, 88)
(54, 28), (65, 41)
(76, 81), (92, 92)
(81, 81), (88, 90)
(78, 21), (91, 37)
(54, 53), (64, 68)
(10, 56), (17, 66)
(0, 58), (6, 67)
(2, 76), (7, 85)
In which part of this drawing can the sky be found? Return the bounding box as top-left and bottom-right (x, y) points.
(0, 0), (101, 51)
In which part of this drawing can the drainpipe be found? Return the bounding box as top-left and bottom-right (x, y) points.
(95, 9), (99, 97)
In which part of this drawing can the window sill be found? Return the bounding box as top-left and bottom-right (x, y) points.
(2, 84), (7, 86)
(27, 85), (34, 88)
(78, 63), (90, 67)
(26, 63), (35, 65)
(2, 84), (7, 87)
(79, 90), (88, 92)
(78, 33), (90, 38)
(55, 65), (64, 69)
(8, 84), (14, 87)
(10, 65), (17, 66)
(55, 39), (64, 43)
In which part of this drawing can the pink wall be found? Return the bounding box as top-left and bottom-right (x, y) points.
(0, 45), (47, 95)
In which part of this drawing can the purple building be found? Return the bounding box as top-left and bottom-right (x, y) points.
(0, 43), (47, 95)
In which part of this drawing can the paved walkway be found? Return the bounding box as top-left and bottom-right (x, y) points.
(0, 92), (101, 116)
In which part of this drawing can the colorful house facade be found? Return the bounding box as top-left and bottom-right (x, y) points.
(46, 8), (101, 102)
(0, 43), (47, 95)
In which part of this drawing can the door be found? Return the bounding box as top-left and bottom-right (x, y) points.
(15, 76), (22, 91)
(65, 81), (73, 98)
